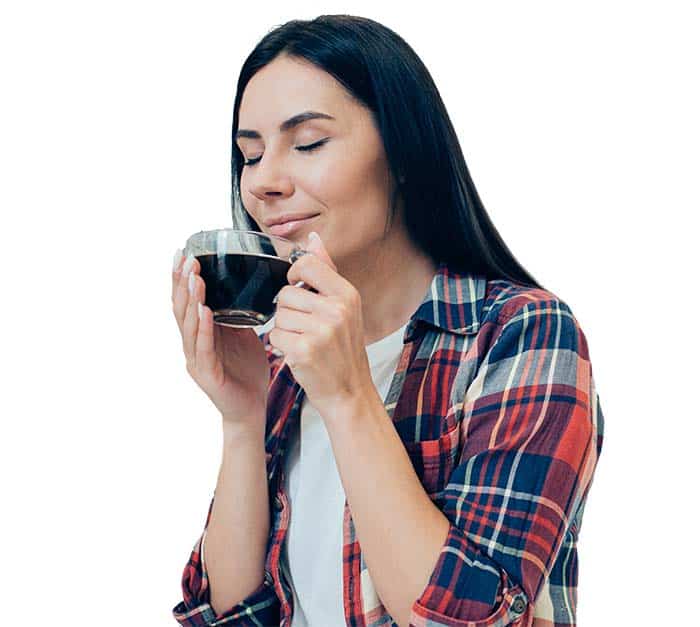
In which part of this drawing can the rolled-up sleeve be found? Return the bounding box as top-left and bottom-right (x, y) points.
(410, 299), (604, 626)
(172, 493), (281, 626)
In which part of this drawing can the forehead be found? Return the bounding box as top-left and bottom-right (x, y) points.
(238, 56), (355, 131)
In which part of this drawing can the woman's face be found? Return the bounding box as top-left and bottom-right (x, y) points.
(236, 55), (400, 268)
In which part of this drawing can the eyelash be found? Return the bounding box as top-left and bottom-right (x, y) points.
(242, 139), (329, 167)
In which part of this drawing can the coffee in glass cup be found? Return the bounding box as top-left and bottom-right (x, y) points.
(182, 229), (311, 328)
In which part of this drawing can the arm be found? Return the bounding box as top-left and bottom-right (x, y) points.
(409, 298), (604, 625)
(172, 419), (280, 626)
(207, 422), (271, 614)
(322, 390), (452, 627)
(324, 298), (603, 626)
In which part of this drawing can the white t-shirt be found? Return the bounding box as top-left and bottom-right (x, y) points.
(282, 321), (409, 626)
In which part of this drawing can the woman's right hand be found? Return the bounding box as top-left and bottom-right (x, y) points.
(171, 249), (271, 429)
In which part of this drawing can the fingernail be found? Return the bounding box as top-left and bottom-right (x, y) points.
(197, 302), (203, 321)
(172, 248), (183, 272)
(183, 252), (195, 276)
(308, 231), (319, 244)
(188, 270), (196, 295)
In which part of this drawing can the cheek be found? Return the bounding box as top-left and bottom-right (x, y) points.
(307, 149), (384, 205)
(238, 181), (261, 223)
(300, 155), (342, 199)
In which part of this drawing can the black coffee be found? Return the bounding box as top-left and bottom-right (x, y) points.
(196, 252), (290, 327)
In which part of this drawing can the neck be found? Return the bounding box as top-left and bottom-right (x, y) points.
(336, 230), (438, 346)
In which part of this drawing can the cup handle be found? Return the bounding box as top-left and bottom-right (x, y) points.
(288, 248), (308, 264)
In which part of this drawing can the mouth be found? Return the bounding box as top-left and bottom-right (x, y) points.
(267, 214), (320, 238)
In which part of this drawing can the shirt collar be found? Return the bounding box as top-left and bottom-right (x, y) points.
(404, 261), (487, 343)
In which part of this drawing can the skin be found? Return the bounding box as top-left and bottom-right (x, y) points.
(236, 53), (438, 346)
(170, 54), (450, 625)
(191, 54), (452, 625)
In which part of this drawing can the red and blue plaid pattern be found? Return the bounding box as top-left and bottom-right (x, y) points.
(173, 262), (604, 626)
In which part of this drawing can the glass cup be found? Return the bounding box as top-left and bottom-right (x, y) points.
(182, 229), (312, 328)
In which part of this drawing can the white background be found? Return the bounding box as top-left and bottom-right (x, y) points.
(1, 2), (697, 625)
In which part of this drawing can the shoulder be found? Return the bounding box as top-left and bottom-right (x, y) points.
(481, 278), (568, 323)
(477, 277), (590, 357)
(479, 276), (581, 326)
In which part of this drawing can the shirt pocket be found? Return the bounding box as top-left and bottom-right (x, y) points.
(402, 422), (461, 500)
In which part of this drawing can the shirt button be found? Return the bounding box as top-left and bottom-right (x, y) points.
(274, 495), (284, 511)
(264, 570), (274, 586)
(512, 596), (527, 614)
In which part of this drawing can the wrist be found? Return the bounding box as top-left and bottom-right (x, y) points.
(221, 417), (266, 445)
(324, 384), (382, 433)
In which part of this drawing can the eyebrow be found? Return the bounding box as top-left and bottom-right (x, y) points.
(235, 110), (335, 140)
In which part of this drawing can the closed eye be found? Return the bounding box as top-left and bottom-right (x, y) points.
(242, 138), (329, 167)
(296, 138), (329, 153)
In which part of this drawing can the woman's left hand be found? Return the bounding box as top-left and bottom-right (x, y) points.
(269, 231), (372, 420)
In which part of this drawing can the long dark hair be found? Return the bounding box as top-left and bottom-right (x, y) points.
(230, 14), (542, 289)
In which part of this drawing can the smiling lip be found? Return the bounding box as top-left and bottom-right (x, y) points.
(267, 214), (319, 237)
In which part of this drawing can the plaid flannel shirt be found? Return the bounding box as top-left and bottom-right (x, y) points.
(173, 262), (605, 626)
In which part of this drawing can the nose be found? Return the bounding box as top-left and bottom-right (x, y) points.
(248, 153), (294, 201)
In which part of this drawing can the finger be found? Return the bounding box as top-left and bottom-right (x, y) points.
(268, 325), (294, 360)
(286, 254), (343, 297)
(172, 252), (190, 330)
(182, 268), (201, 365)
(195, 301), (217, 373)
(274, 284), (322, 313)
(173, 252), (199, 333)
(171, 248), (184, 303)
(273, 304), (316, 334)
(274, 286), (345, 335)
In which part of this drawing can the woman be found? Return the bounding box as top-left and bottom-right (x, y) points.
(171, 14), (604, 627)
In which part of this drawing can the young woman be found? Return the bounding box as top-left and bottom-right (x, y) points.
(171, 15), (604, 627)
